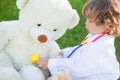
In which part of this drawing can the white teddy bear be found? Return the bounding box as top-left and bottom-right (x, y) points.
(0, 0), (79, 80)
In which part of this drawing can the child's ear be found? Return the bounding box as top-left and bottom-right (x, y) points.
(16, 0), (30, 10)
(69, 10), (80, 29)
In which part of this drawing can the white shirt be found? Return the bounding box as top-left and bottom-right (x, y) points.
(48, 33), (120, 80)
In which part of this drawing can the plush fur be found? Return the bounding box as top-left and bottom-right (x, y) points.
(0, 0), (79, 80)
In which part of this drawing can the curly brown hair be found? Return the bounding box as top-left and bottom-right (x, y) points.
(82, 0), (120, 37)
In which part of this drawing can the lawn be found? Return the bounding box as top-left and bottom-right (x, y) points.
(0, 0), (120, 79)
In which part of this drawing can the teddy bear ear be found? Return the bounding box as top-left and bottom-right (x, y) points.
(16, 0), (29, 10)
(69, 10), (80, 29)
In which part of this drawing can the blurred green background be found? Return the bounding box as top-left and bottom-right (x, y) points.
(0, 0), (120, 79)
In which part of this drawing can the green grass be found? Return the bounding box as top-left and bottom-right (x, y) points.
(0, 0), (120, 79)
(0, 0), (19, 21)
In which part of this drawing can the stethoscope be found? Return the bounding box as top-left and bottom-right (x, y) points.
(67, 32), (108, 58)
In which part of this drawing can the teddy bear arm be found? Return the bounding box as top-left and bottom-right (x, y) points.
(0, 51), (14, 67)
(0, 33), (11, 51)
(0, 21), (18, 51)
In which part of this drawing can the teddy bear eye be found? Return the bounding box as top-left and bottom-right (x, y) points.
(53, 28), (57, 31)
(37, 24), (41, 26)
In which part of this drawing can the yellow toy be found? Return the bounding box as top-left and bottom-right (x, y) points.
(30, 53), (40, 64)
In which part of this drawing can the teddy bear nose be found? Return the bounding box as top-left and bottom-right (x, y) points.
(38, 35), (47, 42)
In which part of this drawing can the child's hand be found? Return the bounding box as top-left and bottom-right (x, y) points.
(59, 50), (64, 57)
(36, 58), (48, 70)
